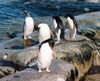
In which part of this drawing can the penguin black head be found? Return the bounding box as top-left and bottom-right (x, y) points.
(64, 14), (75, 19)
(21, 10), (30, 17)
(64, 14), (78, 32)
(52, 16), (61, 21)
(39, 39), (55, 50)
(52, 16), (59, 19)
(34, 23), (40, 31)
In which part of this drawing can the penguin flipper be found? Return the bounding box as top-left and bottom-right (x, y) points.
(56, 27), (59, 33)
(73, 18), (78, 33)
(23, 21), (25, 33)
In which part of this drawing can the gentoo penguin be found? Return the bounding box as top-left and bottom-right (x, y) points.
(34, 38), (57, 73)
(64, 14), (78, 39)
(52, 16), (65, 43)
(34, 23), (54, 44)
(22, 10), (34, 40)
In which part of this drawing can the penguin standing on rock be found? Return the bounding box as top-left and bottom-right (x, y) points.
(64, 14), (78, 39)
(52, 16), (65, 43)
(22, 10), (34, 40)
(34, 23), (54, 44)
(34, 39), (57, 73)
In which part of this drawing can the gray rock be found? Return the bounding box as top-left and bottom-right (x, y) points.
(0, 49), (16, 60)
(0, 60), (17, 78)
(54, 35), (96, 80)
(0, 59), (78, 81)
(84, 74), (100, 81)
(10, 46), (39, 67)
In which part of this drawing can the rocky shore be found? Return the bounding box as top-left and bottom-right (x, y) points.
(0, 11), (100, 81)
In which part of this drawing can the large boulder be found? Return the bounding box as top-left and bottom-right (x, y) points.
(54, 35), (97, 80)
(10, 46), (39, 67)
(0, 59), (78, 81)
(0, 35), (97, 81)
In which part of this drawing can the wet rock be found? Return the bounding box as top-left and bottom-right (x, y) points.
(6, 31), (19, 38)
(0, 11), (100, 80)
(84, 65), (100, 81)
(10, 46), (39, 67)
(54, 35), (96, 80)
(0, 49), (16, 60)
(78, 29), (96, 40)
(83, 0), (100, 3)
(0, 60), (17, 78)
(0, 66), (15, 78)
(84, 74), (100, 81)
(0, 59), (77, 81)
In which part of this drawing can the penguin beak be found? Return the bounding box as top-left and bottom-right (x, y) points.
(20, 12), (24, 14)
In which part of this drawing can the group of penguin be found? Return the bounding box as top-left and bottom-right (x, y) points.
(22, 10), (78, 73)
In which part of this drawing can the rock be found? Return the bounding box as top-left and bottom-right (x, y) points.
(0, 49), (16, 60)
(0, 11), (100, 80)
(0, 60), (17, 78)
(0, 66), (15, 78)
(84, 65), (100, 81)
(10, 46), (39, 67)
(0, 59), (78, 81)
(78, 29), (96, 40)
(84, 74), (100, 81)
(54, 35), (96, 80)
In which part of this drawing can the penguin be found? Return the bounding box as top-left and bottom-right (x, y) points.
(52, 16), (65, 43)
(22, 10), (34, 40)
(64, 14), (78, 39)
(34, 38), (57, 73)
(34, 23), (54, 44)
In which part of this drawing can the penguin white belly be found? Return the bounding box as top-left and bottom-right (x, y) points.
(39, 27), (51, 43)
(24, 17), (34, 35)
(67, 19), (76, 33)
(37, 43), (53, 69)
(53, 19), (57, 29)
(56, 29), (61, 41)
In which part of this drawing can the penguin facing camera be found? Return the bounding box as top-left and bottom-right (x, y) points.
(21, 10), (34, 40)
(64, 14), (78, 39)
(34, 38), (58, 73)
(34, 23), (54, 44)
(52, 16), (65, 43)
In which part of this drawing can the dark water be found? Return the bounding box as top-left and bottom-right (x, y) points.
(0, 0), (100, 29)
(0, 0), (100, 49)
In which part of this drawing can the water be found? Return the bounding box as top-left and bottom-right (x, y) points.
(0, 0), (100, 49)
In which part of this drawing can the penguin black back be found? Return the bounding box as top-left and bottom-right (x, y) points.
(39, 38), (55, 50)
(64, 14), (78, 33)
(52, 16), (65, 39)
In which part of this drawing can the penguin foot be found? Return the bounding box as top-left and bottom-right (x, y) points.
(46, 69), (51, 73)
(55, 41), (59, 44)
(28, 36), (32, 39)
(38, 70), (43, 73)
(24, 37), (27, 40)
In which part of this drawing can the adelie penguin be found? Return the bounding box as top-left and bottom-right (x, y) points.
(34, 38), (57, 73)
(52, 16), (65, 43)
(34, 23), (54, 44)
(22, 10), (34, 40)
(64, 14), (78, 39)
